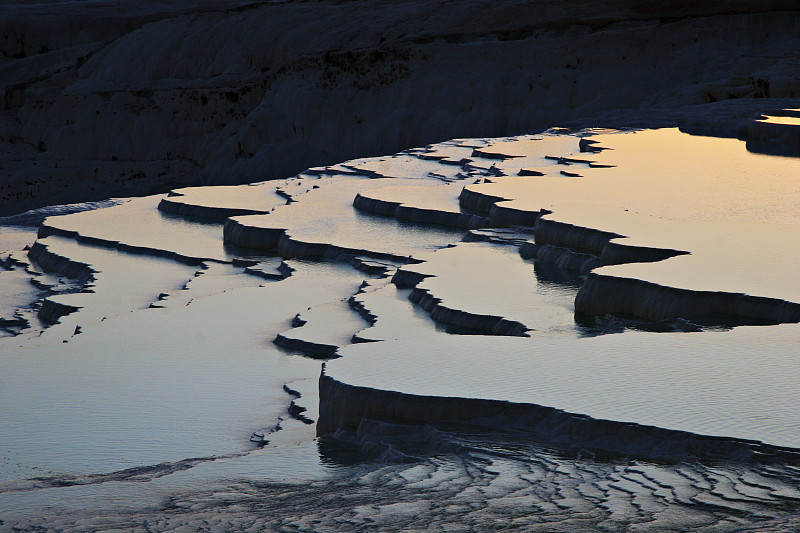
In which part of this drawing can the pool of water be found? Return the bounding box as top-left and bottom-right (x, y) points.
(1, 129), (798, 529)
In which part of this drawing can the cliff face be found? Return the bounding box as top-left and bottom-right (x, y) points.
(3, 0), (800, 216)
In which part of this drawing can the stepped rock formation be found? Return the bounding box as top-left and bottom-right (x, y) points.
(2, 120), (800, 531)
(2, 1), (800, 531)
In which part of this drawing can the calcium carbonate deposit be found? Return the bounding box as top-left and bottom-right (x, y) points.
(2, 1), (800, 531)
(2, 122), (800, 532)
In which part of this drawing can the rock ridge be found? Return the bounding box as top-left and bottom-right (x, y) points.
(317, 373), (800, 465)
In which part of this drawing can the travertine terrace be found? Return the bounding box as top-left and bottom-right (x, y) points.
(3, 121), (800, 530)
(2, 1), (800, 531)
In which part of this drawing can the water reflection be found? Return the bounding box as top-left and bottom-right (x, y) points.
(2, 127), (799, 530)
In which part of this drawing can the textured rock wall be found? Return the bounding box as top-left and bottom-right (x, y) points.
(353, 192), (488, 229)
(576, 273), (800, 324)
(318, 373), (800, 464)
(407, 286), (530, 336)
